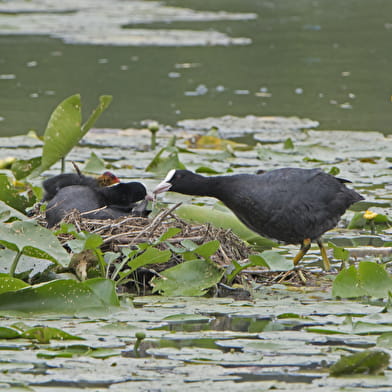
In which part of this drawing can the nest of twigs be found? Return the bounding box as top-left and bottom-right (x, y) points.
(48, 203), (250, 271)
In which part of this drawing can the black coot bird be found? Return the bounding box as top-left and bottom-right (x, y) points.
(42, 171), (119, 202)
(153, 168), (364, 270)
(45, 182), (149, 227)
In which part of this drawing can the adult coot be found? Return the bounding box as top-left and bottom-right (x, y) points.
(45, 181), (149, 227)
(42, 171), (119, 201)
(153, 168), (364, 270)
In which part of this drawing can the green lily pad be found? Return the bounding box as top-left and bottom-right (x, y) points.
(329, 350), (390, 376)
(0, 326), (22, 339)
(0, 278), (119, 313)
(22, 326), (84, 343)
(0, 276), (29, 294)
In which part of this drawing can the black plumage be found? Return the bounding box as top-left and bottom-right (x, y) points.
(42, 171), (119, 202)
(153, 168), (364, 270)
(45, 182), (148, 227)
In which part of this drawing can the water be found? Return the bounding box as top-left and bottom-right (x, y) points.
(0, 0), (391, 136)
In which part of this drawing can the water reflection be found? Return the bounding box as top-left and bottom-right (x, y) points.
(1, 0), (392, 136)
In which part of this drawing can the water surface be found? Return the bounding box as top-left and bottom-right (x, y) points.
(0, 0), (391, 136)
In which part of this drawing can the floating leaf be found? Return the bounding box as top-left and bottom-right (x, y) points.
(0, 326), (22, 339)
(22, 327), (84, 343)
(0, 278), (119, 313)
(329, 350), (390, 376)
(0, 276), (29, 294)
(151, 259), (224, 296)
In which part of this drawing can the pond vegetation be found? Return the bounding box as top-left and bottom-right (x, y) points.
(0, 94), (391, 390)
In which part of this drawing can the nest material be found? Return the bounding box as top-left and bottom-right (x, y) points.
(54, 203), (250, 269)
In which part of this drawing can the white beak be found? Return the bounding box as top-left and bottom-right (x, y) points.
(153, 181), (172, 195)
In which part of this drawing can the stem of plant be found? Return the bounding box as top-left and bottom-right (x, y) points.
(61, 157), (66, 173)
(134, 332), (146, 358)
(148, 122), (159, 150)
(9, 250), (23, 277)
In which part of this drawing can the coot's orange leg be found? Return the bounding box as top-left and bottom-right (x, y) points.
(293, 238), (311, 266)
(317, 239), (331, 271)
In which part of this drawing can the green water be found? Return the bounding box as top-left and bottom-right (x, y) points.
(0, 0), (391, 136)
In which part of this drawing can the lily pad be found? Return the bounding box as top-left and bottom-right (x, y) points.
(0, 278), (119, 314)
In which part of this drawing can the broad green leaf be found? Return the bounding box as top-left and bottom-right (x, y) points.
(37, 94), (112, 175)
(0, 220), (69, 267)
(255, 250), (292, 271)
(329, 242), (349, 261)
(151, 259), (224, 296)
(248, 254), (269, 268)
(128, 247), (171, 272)
(332, 265), (365, 298)
(358, 262), (392, 298)
(333, 262), (392, 299)
(84, 278), (119, 306)
(145, 141), (186, 175)
(0, 276), (29, 294)
(195, 166), (221, 174)
(0, 326), (22, 339)
(156, 227), (182, 243)
(193, 240), (220, 259)
(0, 278), (119, 313)
(176, 204), (277, 248)
(0, 200), (28, 222)
(40, 94), (82, 173)
(0, 174), (32, 212)
(83, 151), (106, 174)
(81, 95), (112, 134)
(84, 233), (104, 250)
(22, 327), (84, 343)
(11, 157), (42, 180)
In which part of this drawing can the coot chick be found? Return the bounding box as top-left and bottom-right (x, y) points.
(42, 171), (119, 202)
(153, 168), (364, 270)
(45, 181), (148, 227)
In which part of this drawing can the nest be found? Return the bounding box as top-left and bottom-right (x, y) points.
(52, 203), (250, 270)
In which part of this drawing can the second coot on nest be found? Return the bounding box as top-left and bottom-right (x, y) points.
(45, 181), (149, 227)
(153, 168), (364, 270)
(42, 171), (119, 201)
